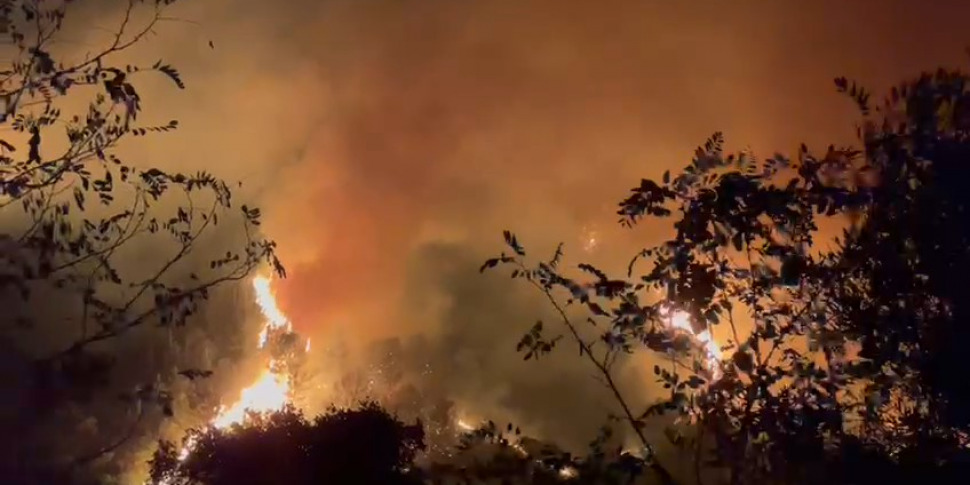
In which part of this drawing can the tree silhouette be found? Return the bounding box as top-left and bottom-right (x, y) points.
(148, 402), (426, 485)
(484, 62), (970, 484)
(428, 420), (653, 485)
(0, 0), (282, 481)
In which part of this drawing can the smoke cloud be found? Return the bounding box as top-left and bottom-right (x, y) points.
(216, 0), (968, 445)
(149, 0), (970, 445)
(8, 0), (970, 479)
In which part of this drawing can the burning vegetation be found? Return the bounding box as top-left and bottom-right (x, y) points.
(148, 272), (728, 484)
(5, 1), (970, 485)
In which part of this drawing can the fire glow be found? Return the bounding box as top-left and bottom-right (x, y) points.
(210, 366), (291, 428)
(253, 275), (292, 348)
(175, 275), (302, 465)
(661, 307), (722, 376)
(213, 276), (297, 427)
(168, 277), (723, 477)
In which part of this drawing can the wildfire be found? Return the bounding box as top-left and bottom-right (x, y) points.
(253, 275), (292, 348)
(581, 225), (600, 253)
(582, 232), (720, 375)
(662, 307), (722, 375)
(559, 466), (578, 479)
(212, 276), (298, 427)
(174, 275), (303, 467)
(211, 365), (292, 428)
(455, 419), (475, 432)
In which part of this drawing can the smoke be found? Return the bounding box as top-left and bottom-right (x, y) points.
(227, 0), (969, 447)
(148, 0), (970, 445)
(6, 0), (970, 479)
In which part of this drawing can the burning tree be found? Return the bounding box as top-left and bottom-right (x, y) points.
(483, 64), (970, 484)
(205, 277), (304, 430)
(0, 0), (282, 481)
(146, 275), (429, 484)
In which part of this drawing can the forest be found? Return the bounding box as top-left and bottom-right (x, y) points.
(1, 1), (969, 484)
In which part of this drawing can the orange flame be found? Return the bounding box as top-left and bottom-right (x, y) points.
(455, 419), (475, 432)
(210, 276), (296, 428)
(661, 307), (722, 376)
(253, 275), (292, 348)
(174, 275), (305, 468)
(211, 364), (292, 428)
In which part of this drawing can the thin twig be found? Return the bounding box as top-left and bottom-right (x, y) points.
(521, 268), (678, 485)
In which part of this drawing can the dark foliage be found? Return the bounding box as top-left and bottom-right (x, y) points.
(484, 61), (970, 484)
(428, 420), (653, 485)
(0, 0), (281, 481)
(831, 68), (970, 431)
(148, 403), (426, 485)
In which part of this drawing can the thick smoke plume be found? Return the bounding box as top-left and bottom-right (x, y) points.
(16, 0), (970, 479)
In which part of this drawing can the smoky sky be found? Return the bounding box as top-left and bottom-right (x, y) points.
(26, 0), (970, 473)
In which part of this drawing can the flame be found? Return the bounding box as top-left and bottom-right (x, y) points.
(559, 466), (578, 479)
(455, 419), (475, 432)
(662, 307), (722, 376)
(211, 365), (292, 428)
(581, 225), (600, 253)
(253, 275), (292, 348)
(210, 276), (297, 428)
(174, 275), (305, 468)
(580, 232), (719, 376)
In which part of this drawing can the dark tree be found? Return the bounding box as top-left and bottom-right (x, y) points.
(0, 0), (282, 481)
(428, 420), (652, 485)
(148, 403), (426, 485)
(484, 62), (970, 484)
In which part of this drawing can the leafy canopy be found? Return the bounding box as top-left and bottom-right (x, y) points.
(148, 403), (426, 485)
(0, 0), (282, 480)
(483, 65), (970, 485)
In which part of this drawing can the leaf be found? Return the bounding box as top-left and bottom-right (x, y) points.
(502, 230), (526, 256)
(732, 350), (754, 373)
(178, 369), (214, 380)
(577, 263), (608, 281)
(156, 64), (185, 89)
(685, 376), (706, 389)
(548, 242), (564, 268)
(479, 258), (500, 273)
(27, 126), (40, 162)
(587, 302), (609, 317)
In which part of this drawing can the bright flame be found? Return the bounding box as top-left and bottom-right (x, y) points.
(211, 365), (292, 428)
(174, 275), (305, 468)
(581, 225), (600, 253)
(456, 419), (475, 432)
(662, 307), (722, 375)
(253, 275), (291, 348)
(211, 276), (297, 429)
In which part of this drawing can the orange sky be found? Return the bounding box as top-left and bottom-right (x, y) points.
(83, 0), (970, 451)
